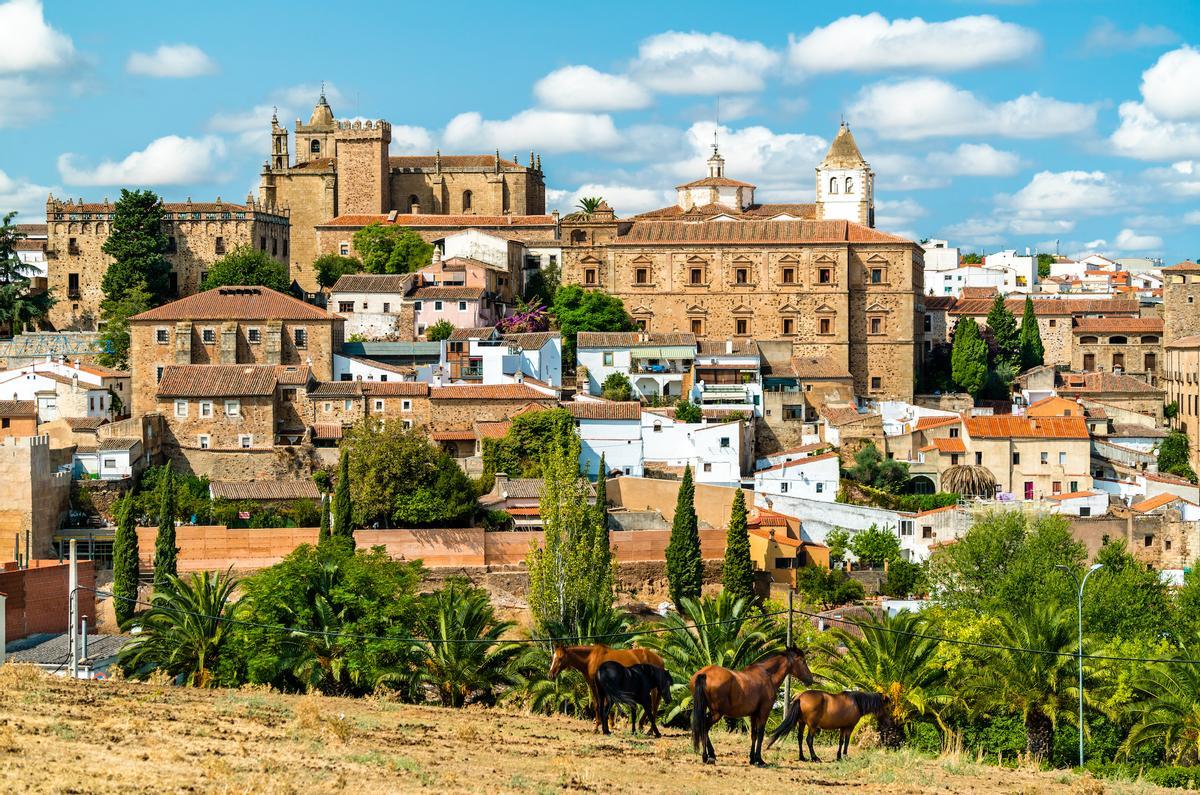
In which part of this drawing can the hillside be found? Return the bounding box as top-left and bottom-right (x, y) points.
(0, 664), (1176, 794)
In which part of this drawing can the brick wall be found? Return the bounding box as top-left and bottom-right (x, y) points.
(1, 559), (95, 642)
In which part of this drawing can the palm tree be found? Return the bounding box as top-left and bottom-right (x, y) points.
(962, 601), (1082, 762)
(820, 609), (953, 749)
(1121, 630), (1200, 764)
(940, 464), (996, 499)
(576, 196), (604, 214)
(408, 580), (518, 707)
(119, 569), (241, 687)
(637, 592), (785, 723)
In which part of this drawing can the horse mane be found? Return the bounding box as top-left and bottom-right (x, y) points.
(847, 690), (885, 715)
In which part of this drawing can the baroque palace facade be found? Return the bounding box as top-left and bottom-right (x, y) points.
(259, 92), (548, 290)
(560, 124), (923, 401)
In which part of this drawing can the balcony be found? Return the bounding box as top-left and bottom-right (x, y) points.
(632, 362), (690, 375)
(459, 365), (484, 379)
(700, 384), (751, 405)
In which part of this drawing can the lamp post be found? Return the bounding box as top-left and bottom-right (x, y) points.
(1056, 562), (1103, 767)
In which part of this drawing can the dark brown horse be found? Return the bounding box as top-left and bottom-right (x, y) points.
(549, 644), (665, 730)
(767, 690), (888, 762)
(690, 647), (814, 766)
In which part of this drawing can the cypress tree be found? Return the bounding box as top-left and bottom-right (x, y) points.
(332, 448), (354, 548)
(722, 489), (754, 604)
(111, 495), (140, 625)
(665, 464), (702, 610)
(1018, 296), (1045, 372)
(318, 493), (330, 543)
(152, 465), (177, 582)
(950, 317), (988, 397)
(590, 454), (614, 609)
(985, 293), (1019, 368)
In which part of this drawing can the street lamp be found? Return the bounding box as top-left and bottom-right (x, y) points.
(1056, 562), (1104, 768)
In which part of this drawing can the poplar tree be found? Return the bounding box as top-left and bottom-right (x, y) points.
(950, 317), (988, 398)
(985, 293), (1019, 368)
(665, 464), (702, 610)
(1019, 296), (1046, 371)
(111, 496), (140, 625)
(589, 453), (614, 609)
(332, 449), (354, 548)
(153, 465), (177, 582)
(722, 489), (754, 604)
(318, 493), (330, 543)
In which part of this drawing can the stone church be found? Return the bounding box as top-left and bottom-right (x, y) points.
(259, 92), (547, 290)
(560, 123), (923, 401)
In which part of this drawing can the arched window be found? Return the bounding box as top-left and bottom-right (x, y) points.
(408, 194), (420, 212)
(1109, 335), (1128, 345)
(462, 190), (472, 211)
(1141, 335), (1159, 344)
(309, 139), (321, 154)
(1080, 336), (1099, 344)
(829, 177), (839, 195)
(845, 177), (854, 193)
(570, 229), (587, 244)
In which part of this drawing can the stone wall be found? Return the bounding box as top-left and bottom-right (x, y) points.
(156, 394), (276, 451)
(260, 168), (336, 292)
(430, 396), (558, 429)
(162, 443), (320, 482)
(0, 435), (71, 560)
(1164, 272), (1200, 345)
(1072, 337), (1161, 383)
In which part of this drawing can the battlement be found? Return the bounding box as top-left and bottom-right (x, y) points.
(45, 194), (289, 222)
(336, 119), (391, 133)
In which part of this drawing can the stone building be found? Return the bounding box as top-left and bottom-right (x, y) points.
(1072, 317), (1163, 384)
(259, 92), (548, 290)
(0, 434), (71, 559)
(44, 196), (289, 331)
(1164, 335), (1200, 472)
(560, 124), (922, 402)
(1162, 260), (1200, 345)
(128, 286), (345, 417)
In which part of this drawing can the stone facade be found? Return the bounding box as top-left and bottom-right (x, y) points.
(1162, 261), (1200, 345)
(260, 94), (547, 291)
(1165, 338), (1200, 472)
(0, 435), (71, 558)
(1072, 318), (1163, 384)
(45, 196), (289, 331)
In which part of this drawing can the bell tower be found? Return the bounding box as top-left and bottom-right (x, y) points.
(815, 122), (874, 228)
(270, 108), (288, 170)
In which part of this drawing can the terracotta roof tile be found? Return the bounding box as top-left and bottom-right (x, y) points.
(65, 416), (107, 430)
(792, 355), (852, 379)
(1057, 372), (1163, 395)
(210, 480), (321, 501)
(0, 400), (36, 417)
(922, 296), (958, 310)
(412, 286), (486, 300)
(430, 384), (555, 401)
(320, 214), (555, 228)
(950, 298), (1139, 317)
(1072, 318), (1163, 334)
(312, 422), (344, 440)
(960, 286), (999, 299)
(156, 365), (278, 398)
(360, 382), (429, 396)
(309, 382), (363, 397)
(1131, 493), (1186, 513)
(330, 274), (412, 293)
(1162, 260), (1200, 273)
(132, 287), (337, 322)
(576, 332), (696, 348)
(932, 437), (967, 453)
(562, 401), (642, 420)
(676, 175), (757, 189)
(431, 429), (478, 441)
(696, 339), (758, 356)
(1047, 490), (1098, 501)
(820, 405), (867, 426)
(1167, 335), (1200, 349)
(755, 451), (840, 474)
(502, 331), (560, 348)
(766, 442), (831, 457)
(448, 326), (497, 340)
(964, 415), (1089, 439)
(915, 415), (960, 430)
(273, 365), (312, 385)
(474, 420), (512, 439)
(613, 219), (912, 246)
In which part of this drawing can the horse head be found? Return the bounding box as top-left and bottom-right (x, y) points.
(786, 646), (815, 685)
(548, 646), (566, 679)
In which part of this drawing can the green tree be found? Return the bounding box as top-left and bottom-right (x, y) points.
(1037, 253), (1055, 280)
(951, 317), (988, 397)
(332, 448), (354, 544)
(577, 196), (604, 214)
(153, 465), (177, 582)
(200, 245), (290, 292)
(1018, 296), (1045, 372)
(722, 489), (754, 604)
(1083, 540), (1173, 640)
(819, 610), (952, 749)
(526, 433), (611, 635)
(0, 212), (54, 336)
(1176, 563), (1200, 636)
(589, 454), (614, 613)
(848, 524), (902, 568)
(1121, 630), (1200, 764)
(352, 223), (433, 274)
(100, 189), (172, 304)
(312, 253), (361, 289)
(341, 418), (477, 528)
(119, 569), (241, 687)
(845, 441), (910, 493)
(882, 559), (925, 598)
(825, 528), (850, 567)
(523, 259), (560, 305)
(425, 319), (455, 341)
(0, 212), (38, 283)
(480, 407), (573, 487)
(600, 371), (632, 401)
(961, 252), (983, 265)
(408, 579), (518, 707)
(1157, 431), (1197, 483)
(794, 566), (865, 609)
(127, 464), (211, 526)
(96, 283), (151, 370)
(318, 494), (330, 543)
(550, 284), (636, 361)
(674, 398), (702, 423)
(665, 465), (702, 610)
(111, 496), (141, 626)
(985, 293), (1019, 368)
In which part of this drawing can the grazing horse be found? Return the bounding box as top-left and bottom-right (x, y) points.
(690, 647), (814, 767)
(596, 662), (673, 737)
(549, 644), (665, 730)
(767, 690), (888, 762)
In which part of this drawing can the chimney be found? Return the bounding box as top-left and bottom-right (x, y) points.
(495, 472), (508, 499)
(725, 337), (733, 354)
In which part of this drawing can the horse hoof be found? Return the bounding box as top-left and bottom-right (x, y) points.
(703, 758), (715, 766)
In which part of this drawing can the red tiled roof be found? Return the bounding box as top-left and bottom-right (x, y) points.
(312, 422), (344, 440)
(502, 332), (560, 348)
(156, 365), (278, 398)
(755, 451), (840, 474)
(412, 286), (486, 300)
(210, 480), (321, 501)
(1162, 260), (1200, 273)
(960, 286), (998, 299)
(676, 175), (757, 189)
(914, 415), (960, 431)
(792, 355), (852, 380)
(431, 429), (478, 441)
(1047, 490), (1098, 501)
(562, 401), (642, 420)
(1167, 335), (1200, 349)
(964, 415), (1089, 439)
(361, 382), (429, 396)
(1057, 372), (1163, 395)
(820, 406), (868, 426)
(330, 274), (412, 293)
(474, 420), (512, 439)
(131, 287), (338, 322)
(748, 527), (803, 548)
(0, 400), (36, 417)
(320, 214), (555, 228)
(923, 296), (957, 310)
(1072, 318), (1162, 334)
(430, 384), (556, 401)
(932, 437), (966, 453)
(274, 366), (312, 385)
(633, 202), (818, 222)
(1130, 493), (1186, 513)
(448, 326), (497, 340)
(613, 219), (913, 246)
(576, 332), (696, 348)
(767, 442), (831, 457)
(950, 298), (1139, 317)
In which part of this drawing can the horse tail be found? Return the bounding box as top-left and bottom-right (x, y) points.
(767, 696), (803, 749)
(690, 673), (708, 753)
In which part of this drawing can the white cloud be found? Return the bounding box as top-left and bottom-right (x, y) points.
(388, 124), (434, 155)
(206, 83), (351, 152)
(0, 168), (56, 216)
(942, 217), (1006, 247)
(1084, 20), (1177, 52)
(57, 135), (227, 186)
(1114, 228), (1163, 251)
(1111, 101), (1200, 160)
(549, 183), (673, 216)
(126, 44), (217, 78)
(0, 0), (74, 73)
(870, 153), (948, 190)
(1140, 45), (1200, 120)
(662, 122), (826, 195)
(874, 198), (926, 229)
(207, 103), (276, 150)
(1007, 170), (1120, 214)
(277, 82), (345, 110)
(848, 78), (1097, 140)
(788, 13), (1038, 75)
(630, 31), (780, 94)
(1185, 210), (1200, 224)
(1147, 161), (1200, 197)
(443, 109), (621, 153)
(534, 66), (651, 112)
(927, 143), (1022, 176)
(0, 75), (48, 127)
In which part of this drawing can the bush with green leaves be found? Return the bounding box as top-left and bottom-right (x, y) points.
(550, 285), (636, 361)
(425, 319), (455, 341)
(848, 524), (902, 569)
(352, 223), (433, 274)
(600, 371), (633, 401)
(480, 407), (574, 488)
(883, 558), (926, 598)
(312, 253), (361, 289)
(845, 442), (910, 494)
(200, 245), (290, 292)
(1158, 431), (1198, 483)
(673, 398), (701, 423)
(794, 565), (865, 609)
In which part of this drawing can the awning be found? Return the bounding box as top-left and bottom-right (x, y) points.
(631, 346), (695, 359)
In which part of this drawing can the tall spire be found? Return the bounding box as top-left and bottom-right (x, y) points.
(821, 121), (868, 169)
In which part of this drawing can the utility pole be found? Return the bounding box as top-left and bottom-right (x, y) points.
(68, 539), (78, 679)
(784, 588), (794, 704)
(1057, 563), (1104, 767)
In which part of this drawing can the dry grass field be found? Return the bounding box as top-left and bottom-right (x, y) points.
(0, 664), (1177, 794)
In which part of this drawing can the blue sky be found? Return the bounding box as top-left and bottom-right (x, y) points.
(2, 0), (1200, 262)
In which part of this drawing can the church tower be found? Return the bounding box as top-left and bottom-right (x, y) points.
(296, 90), (337, 164)
(270, 109), (288, 170)
(815, 122), (874, 228)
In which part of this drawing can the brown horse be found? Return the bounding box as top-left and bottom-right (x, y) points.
(767, 690), (888, 762)
(549, 644), (666, 730)
(690, 647), (814, 766)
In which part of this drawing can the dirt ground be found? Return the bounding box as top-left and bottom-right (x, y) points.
(0, 665), (1173, 794)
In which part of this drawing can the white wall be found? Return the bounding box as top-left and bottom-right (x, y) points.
(641, 415), (742, 485)
(442, 229), (511, 270)
(578, 418), (643, 478)
(328, 289), (403, 339)
(578, 347), (631, 395)
(332, 354), (414, 383)
(753, 455), (839, 503)
(1050, 492), (1109, 517)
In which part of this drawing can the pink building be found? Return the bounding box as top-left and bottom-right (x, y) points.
(412, 285), (500, 335)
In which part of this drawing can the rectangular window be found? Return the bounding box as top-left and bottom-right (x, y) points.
(870, 318), (882, 335)
(259, 236), (266, 250)
(1040, 451), (1049, 464)
(949, 427), (960, 438)
(922, 526), (933, 539)
(414, 301), (422, 311)
(104, 458), (117, 469)
(340, 243), (350, 256)
(374, 399), (384, 412)
(361, 301), (369, 310)
(156, 328), (169, 344)
(720, 437), (730, 448)
(735, 268), (748, 284)
(156, 366), (164, 382)
(198, 434), (210, 450)
(1145, 534), (1154, 547)
(166, 236), (177, 253)
(215, 236), (225, 255)
(343, 400), (353, 411)
(1080, 507), (1091, 517)
(703, 462), (713, 472)
(199, 401), (212, 418)
(240, 435), (252, 449)
(781, 482), (789, 493)
(174, 400), (188, 418)
(434, 301), (443, 311)
(735, 318), (748, 336)
(248, 327), (261, 343)
(383, 302), (390, 313)
(1070, 480), (1078, 492)
(635, 268), (648, 285)
(691, 319), (703, 335)
(272, 237), (278, 256)
(294, 328), (307, 348)
(818, 268), (831, 284)
(782, 267), (795, 284)
(975, 452), (982, 465)
(338, 301), (354, 313)
(1012, 451), (1020, 465)
(870, 376), (882, 390)
(202, 328), (215, 344)
(401, 400), (411, 412)
(1058, 451), (1067, 466)
(458, 301), (467, 311)
(900, 520), (914, 536)
(819, 318), (832, 335)
(585, 269), (597, 286)
(782, 318), (794, 335)
(871, 268), (883, 284)
(68, 272), (80, 297)
(690, 268), (703, 285)
(950, 454), (960, 465)
(1053, 481), (1062, 495)
(602, 352), (614, 367)
(225, 400), (240, 416)
(924, 314), (932, 332)
(816, 482), (824, 493)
